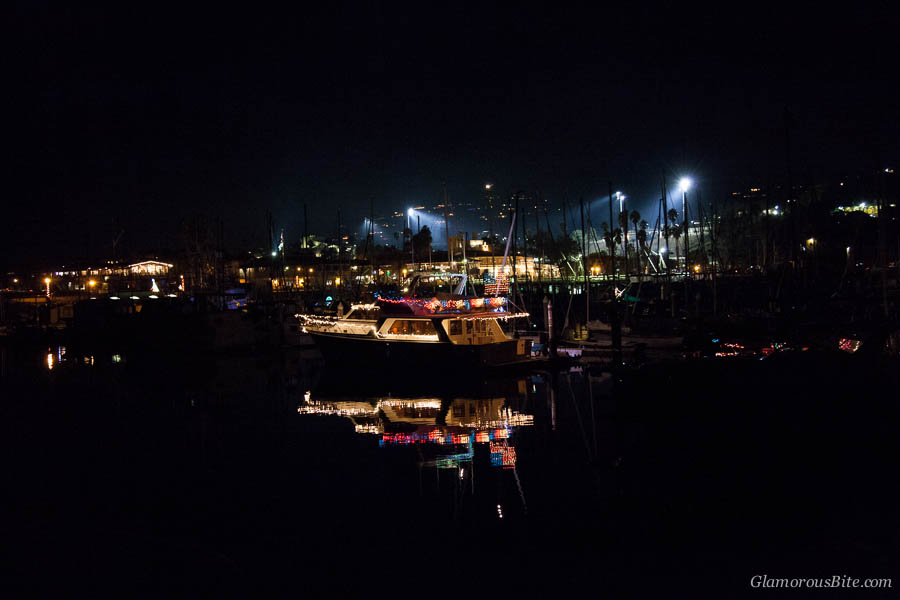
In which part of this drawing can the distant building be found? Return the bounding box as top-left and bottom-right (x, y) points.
(127, 260), (173, 276)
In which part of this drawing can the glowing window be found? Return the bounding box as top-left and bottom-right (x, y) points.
(388, 320), (437, 336)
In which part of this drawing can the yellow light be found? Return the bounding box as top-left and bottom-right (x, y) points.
(44, 277), (51, 284)
(693, 264), (701, 272)
(402, 268), (407, 275)
(309, 268), (314, 273)
(88, 280), (96, 287)
(807, 237), (815, 245)
(334, 277), (341, 285)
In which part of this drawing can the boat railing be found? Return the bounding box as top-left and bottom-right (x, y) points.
(297, 314), (378, 336)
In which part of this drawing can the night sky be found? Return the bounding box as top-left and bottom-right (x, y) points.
(6, 4), (898, 270)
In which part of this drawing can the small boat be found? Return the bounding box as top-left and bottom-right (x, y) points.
(297, 274), (534, 369)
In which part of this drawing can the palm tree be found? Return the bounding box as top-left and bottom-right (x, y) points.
(600, 222), (611, 278)
(612, 228), (623, 271)
(618, 211), (629, 273)
(630, 210), (641, 273)
(670, 223), (682, 269)
(667, 209), (679, 269)
(637, 220), (648, 273)
(667, 208), (679, 227)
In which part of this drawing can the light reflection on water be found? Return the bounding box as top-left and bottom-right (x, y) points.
(297, 384), (550, 521)
(6, 340), (890, 590)
(42, 346), (106, 370)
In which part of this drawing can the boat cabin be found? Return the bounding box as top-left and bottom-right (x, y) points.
(317, 303), (511, 345)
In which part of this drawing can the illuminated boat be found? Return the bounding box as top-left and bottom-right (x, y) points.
(297, 275), (532, 369)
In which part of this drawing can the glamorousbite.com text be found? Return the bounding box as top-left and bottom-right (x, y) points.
(751, 575), (891, 589)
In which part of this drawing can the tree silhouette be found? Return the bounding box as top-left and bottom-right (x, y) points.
(630, 210), (641, 272)
(667, 209), (680, 268)
(637, 219), (648, 273)
(670, 223), (682, 267)
(412, 225), (432, 257)
(618, 210), (629, 273)
(400, 227), (413, 264)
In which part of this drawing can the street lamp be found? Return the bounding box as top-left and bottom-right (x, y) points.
(44, 277), (51, 297)
(406, 208), (415, 265)
(679, 178), (692, 270)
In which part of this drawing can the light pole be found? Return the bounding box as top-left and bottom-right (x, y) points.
(407, 208), (415, 267)
(679, 178), (692, 273)
(617, 191), (628, 275)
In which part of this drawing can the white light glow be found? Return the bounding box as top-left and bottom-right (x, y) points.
(678, 177), (692, 193)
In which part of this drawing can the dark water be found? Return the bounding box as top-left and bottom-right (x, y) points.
(2, 342), (897, 596)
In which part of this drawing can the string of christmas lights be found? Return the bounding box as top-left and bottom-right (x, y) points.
(455, 312), (530, 321)
(374, 294), (507, 313)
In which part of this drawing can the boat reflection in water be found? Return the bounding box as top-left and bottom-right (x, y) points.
(298, 387), (534, 517)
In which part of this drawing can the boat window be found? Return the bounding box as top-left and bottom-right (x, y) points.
(465, 321), (473, 334)
(387, 319), (437, 336)
(449, 320), (462, 335)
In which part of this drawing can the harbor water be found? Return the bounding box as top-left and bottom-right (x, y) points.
(2, 342), (897, 595)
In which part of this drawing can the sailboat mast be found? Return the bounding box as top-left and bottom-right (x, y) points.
(580, 196), (589, 325)
(443, 183), (451, 269)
